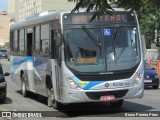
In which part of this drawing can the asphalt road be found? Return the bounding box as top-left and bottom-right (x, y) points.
(0, 59), (160, 120)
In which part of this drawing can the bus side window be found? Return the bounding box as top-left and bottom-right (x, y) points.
(13, 31), (18, 54)
(35, 26), (40, 55)
(51, 30), (56, 58)
(42, 40), (49, 54)
(45, 47), (49, 54)
(40, 24), (50, 55)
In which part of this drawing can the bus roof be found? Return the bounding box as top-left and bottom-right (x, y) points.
(10, 11), (64, 30)
(10, 8), (132, 30)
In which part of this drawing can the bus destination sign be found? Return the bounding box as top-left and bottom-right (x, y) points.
(63, 12), (135, 24)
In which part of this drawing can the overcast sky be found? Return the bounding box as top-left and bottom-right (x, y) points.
(0, 0), (8, 12)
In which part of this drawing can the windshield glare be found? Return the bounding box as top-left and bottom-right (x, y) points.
(64, 26), (140, 73)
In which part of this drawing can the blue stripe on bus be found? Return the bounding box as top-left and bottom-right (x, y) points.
(27, 56), (33, 60)
(83, 81), (106, 90)
(72, 76), (106, 90)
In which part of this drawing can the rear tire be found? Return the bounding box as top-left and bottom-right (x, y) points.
(110, 100), (124, 107)
(21, 74), (27, 97)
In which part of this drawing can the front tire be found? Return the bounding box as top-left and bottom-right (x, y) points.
(46, 77), (63, 109)
(47, 88), (53, 107)
(110, 100), (124, 107)
(53, 100), (62, 110)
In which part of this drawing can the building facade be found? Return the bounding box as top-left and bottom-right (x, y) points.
(8, 0), (16, 16)
(0, 11), (10, 46)
(12, 0), (76, 22)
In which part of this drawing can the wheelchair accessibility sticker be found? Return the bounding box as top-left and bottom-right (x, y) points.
(104, 29), (111, 36)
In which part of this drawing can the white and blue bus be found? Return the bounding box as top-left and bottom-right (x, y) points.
(10, 9), (144, 109)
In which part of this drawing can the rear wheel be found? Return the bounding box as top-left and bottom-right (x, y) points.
(110, 100), (124, 107)
(21, 74), (27, 97)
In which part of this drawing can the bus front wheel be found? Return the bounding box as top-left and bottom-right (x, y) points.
(46, 78), (62, 109)
(47, 87), (53, 107)
(110, 100), (124, 107)
(50, 88), (62, 110)
(53, 100), (62, 110)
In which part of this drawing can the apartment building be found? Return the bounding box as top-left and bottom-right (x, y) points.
(8, 0), (16, 16)
(0, 11), (10, 46)
(10, 0), (76, 22)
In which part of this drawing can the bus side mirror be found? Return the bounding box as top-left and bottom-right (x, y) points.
(55, 36), (63, 66)
(56, 47), (61, 65)
(55, 33), (63, 47)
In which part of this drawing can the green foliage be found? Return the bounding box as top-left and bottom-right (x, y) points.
(68, 0), (160, 48)
(138, 3), (160, 48)
(68, 0), (113, 21)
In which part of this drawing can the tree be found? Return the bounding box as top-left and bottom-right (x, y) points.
(68, 0), (144, 18)
(139, 5), (160, 48)
(68, 0), (160, 17)
(68, 0), (160, 48)
(68, 0), (113, 21)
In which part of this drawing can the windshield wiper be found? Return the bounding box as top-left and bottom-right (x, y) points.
(112, 26), (121, 60)
(82, 26), (102, 47)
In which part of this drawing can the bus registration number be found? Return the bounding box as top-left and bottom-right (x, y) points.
(100, 95), (115, 101)
(112, 81), (130, 87)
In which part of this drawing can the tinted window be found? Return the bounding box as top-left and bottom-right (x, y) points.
(0, 50), (7, 52)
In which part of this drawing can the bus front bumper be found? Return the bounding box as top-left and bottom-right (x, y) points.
(61, 83), (144, 104)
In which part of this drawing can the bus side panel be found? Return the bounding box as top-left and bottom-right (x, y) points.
(10, 55), (28, 89)
(51, 59), (63, 101)
(32, 56), (52, 97)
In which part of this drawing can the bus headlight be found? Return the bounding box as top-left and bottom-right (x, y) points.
(134, 74), (142, 85)
(65, 76), (82, 90)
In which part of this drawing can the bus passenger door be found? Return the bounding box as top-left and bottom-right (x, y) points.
(26, 31), (35, 92)
(51, 30), (62, 100)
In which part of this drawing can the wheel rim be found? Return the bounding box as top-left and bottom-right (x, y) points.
(21, 76), (26, 96)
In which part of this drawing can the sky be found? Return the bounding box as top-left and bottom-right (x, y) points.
(0, 0), (8, 12)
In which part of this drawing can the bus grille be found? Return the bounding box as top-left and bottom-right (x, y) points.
(77, 72), (134, 81)
(85, 89), (128, 100)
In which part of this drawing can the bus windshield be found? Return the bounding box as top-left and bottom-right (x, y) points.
(64, 26), (140, 73)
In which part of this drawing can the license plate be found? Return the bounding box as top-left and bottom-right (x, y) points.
(100, 95), (115, 101)
(145, 80), (152, 83)
(112, 82), (130, 87)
